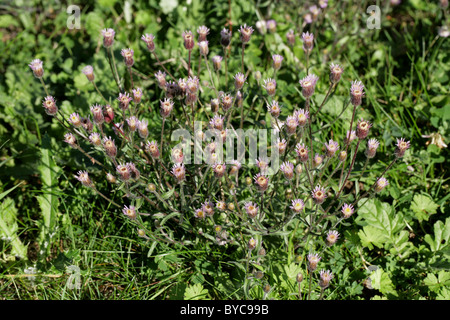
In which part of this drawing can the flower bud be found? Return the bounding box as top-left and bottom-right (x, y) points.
(329, 63), (343, 84)
(248, 238), (257, 250)
(42, 96), (58, 116)
(90, 104), (104, 124)
(121, 48), (134, 67)
(280, 161), (294, 180)
(82, 65), (95, 82)
(350, 80), (365, 107)
(301, 31), (314, 53)
(220, 28), (232, 47)
(299, 74), (319, 98)
(356, 119), (372, 140)
(272, 54), (283, 71)
(101, 28), (115, 48)
(239, 24), (254, 43)
(103, 136), (117, 158)
(29, 59), (44, 78)
(198, 40), (209, 56)
(307, 253), (321, 272)
(182, 30), (195, 50)
(141, 33), (155, 52)
(75, 170), (94, 188)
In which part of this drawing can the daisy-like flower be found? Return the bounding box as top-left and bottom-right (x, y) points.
(42, 96), (58, 116)
(29, 59), (44, 78)
(64, 133), (77, 148)
(103, 136), (117, 158)
(319, 270), (334, 289)
(290, 199), (305, 213)
(272, 54), (283, 71)
(285, 115), (299, 136)
(67, 113), (81, 128)
(220, 28), (232, 47)
(329, 63), (343, 84)
(75, 170), (93, 188)
(266, 19), (277, 33)
(326, 230), (340, 246)
(394, 138), (411, 158)
(210, 114), (225, 131)
(172, 163), (186, 182)
(121, 48), (134, 67)
(302, 31), (314, 53)
(294, 109), (309, 127)
(280, 161), (294, 180)
(118, 92), (133, 110)
(82, 65), (95, 82)
(126, 116), (139, 132)
(186, 76), (200, 94)
(116, 162), (132, 182)
(338, 150), (347, 162)
(138, 119), (149, 139)
(374, 177), (389, 193)
(356, 119), (372, 140)
(141, 33), (155, 52)
(299, 74), (319, 98)
(212, 55), (223, 71)
(256, 157), (269, 173)
(160, 98), (174, 118)
(325, 139), (339, 157)
(194, 208), (206, 219)
(286, 29), (295, 46)
(244, 202), (259, 219)
(182, 30), (195, 50)
(262, 78), (277, 96)
(106, 173), (116, 184)
(90, 104), (104, 124)
(198, 40), (209, 56)
(216, 201), (226, 211)
(295, 143), (309, 163)
(234, 72), (246, 90)
(267, 101), (281, 118)
(145, 141), (160, 159)
(132, 87), (143, 103)
(171, 148), (184, 164)
(307, 253), (321, 272)
(312, 153), (324, 168)
(366, 138), (380, 158)
(277, 138), (287, 154)
(350, 80), (365, 107)
(102, 28), (115, 48)
(122, 205), (137, 220)
(128, 161), (141, 180)
(248, 237), (257, 250)
(311, 185), (327, 205)
(197, 25), (210, 41)
(345, 130), (357, 145)
(202, 200), (215, 217)
(104, 105), (114, 124)
(254, 173), (270, 192)
(212, 162), (226, 178)
(221, 93), (233, 111)
(229, 160), (242, 176)
(341, 203), (355, 219)
(155, 70), (166, 89)
(88, 132), (102, 147)
(239, 24), (254, 43)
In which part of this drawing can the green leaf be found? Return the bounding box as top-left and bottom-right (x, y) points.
(424, 217), (450, 253)
(424, 271), (450, 293)
(184, 283), (209, 300)
(369, 268), (398, 297)
(411, 194), (439, 222)
(0, 198), (28, 260)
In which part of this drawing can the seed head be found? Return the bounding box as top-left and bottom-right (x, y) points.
(29, 58), (44, 78)
(307, 253), (321, 272)
(311, 185), (327, 205)
(299, 74), (319, 98)
(102, 28), (115, 48)
(394, 138), (411, 158)
(319, 270), (334, 289)
(341, 203), (355, 219)
(141, 33), (155, 52)
(182, 30), (195, 50)
(42, 96), (58, 116)
(350, 80), (365, 107)
(82, 65), (95, 82)
(239, 24), (254, 43)
(75, 170), (93, 188)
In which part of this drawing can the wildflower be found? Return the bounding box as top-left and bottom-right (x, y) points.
(122, 205), (137, 220)
(106, 172), (116, 184)
(64, 133), (77, 148)
(126, 116), (139, 132)
(160, 98), (174, 118)
(103, 136), (117, 158)
(155, 70), (166, 89)
(286, 29), (296, 46)
(210, 98), (220, 113)
(244, 202), (259, 219)
(29, 58), (45, 79)
(295, 143), (309, 163)
(145, 141), (160, 159)
(311, 185), (327, 205)
(296, 273), (304, 283)
(221, 93), (233, 111)
(138, 119), (149, 139)
(90, 104), (104, 124)
(345, 130), (357, 144)
(310, 5), (321, 20)
(118, 92), (132, 110)
(104, 105), (114, 123)
(394, 138), (411, 158)
(212, 55), (223, 72)
(182, 30), (195, 50)
(42, 96), (58, 116)
(172, 148), (184, 163)
(341, 203), (355, 219)
(280, 161), (294, 180)
(132, 87), (143, 103)
(121, 48), (134, 67)
(82, 65), (95, 82)
(266, 19), (277, 33)
(116, 163), (132, 182)
(212, 162), (226, 178)
(101, 28), (115, 48)
(356, 119), (372, 140)
(234, 72), (246, 90)
(194, 208), (206, 219)
(75, 170), (93, 188)
(319, 0), (328, 8)
(366, 138), (380, 158)
(216, 201), (226, 211)
(229, 160), (242, 175)
(319, 270), (334, 289)
(253, 173), (270, 192)
(294, 109), (309, 127)
(220, 28), (232, 47)
(197, 25), (210, 41)
(239, 24), (254, 43)
(307, 253), (321, 272)
(299, 74), (319, 98)
(422, 132), (447, 149)
(248, 238), (257, 250)
(256, 157), (269, 174)
(141, 33), (155, 52)
(285, 115), (299, 135)
(326, 230), (340, 246)
(272, 54), (283, 71)
(325, 139), (339, 157)
(374, 177), (389, 193)
(290, 199), (305, 213)
(295, 164), (303, 175)
(255, 20), (266, 35)
(129, 163), (140, 181)
(202, 200), (215, 217)
(329, 63), (343, 84)
(350, 80), (365, 107)
(67, 113), (81, 128)
(172, 163), (186, 182)
(338, 150), (347, 162)
(438, 26), (449, 38)
(262, 78), (277, 96)
(302, 31), (314, 53)
(277, 138), (287, 154)
(267, 101), (281, 118)
(88, 132), (102, 146)
(210, 114), (225, 131)
(198, 40), (209, 56)
(304, 13), (313, 24)
(312, 153), (324, 168)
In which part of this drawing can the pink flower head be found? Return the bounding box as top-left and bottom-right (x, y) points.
(121, 48), (134, 67)
(122, 205), (137, 220)
(202, 200), (215, 217)
(350, 80), (365, 107)
(234, 72), (246, 90)
(155, 70), (167, 89)
(141, 33), (155, 52)
(285, 115), (299, 136)
(239, 24), (254, 43)
(286, 29), (295, 46)
(311, 185), (327, 205)
(325, 139), (339, 157)
(262, 78), (277, 96)
(64, 133), (77, 148)
(116, 162), (132, 182)
(102, 28), (115, 48)
(145, 141), (160, 159)
(329, 63), (343, 84)
(290, 199), (305, 213)
(295, 143), (309, 163)
(221, 93), (233, 111)
(75, 170), (93, 188)
(212, 55), (223, 71)
(299, 74), (319, 98)
(319, 270), (333, 289)
(267, 101), (281, 118)
(210, 114), (225, 131)
(272, 54), (283, 71)
(89, 132), (102, 146)
(182, 30), (195, 50)
(68, 113), (82, 128)
(366, 138), (380, 158)
(244, 202), (259, 219)
(253, 173), (269, 192)
(118, 92), (133, 110)
(341, 203), (355, 219)
(82, 65), (95, 82)
(280, 161), (294, 180)
(90, 104), (104, 124)
(356, 119), (372, 140)
(42, 96), (58, 116)
(29, 59), (44, 78)
(197, 25), (210, 41)
(326, 230), (340, 246)
(302, 31), (314, 53)
(220, 28), (232, 47)
(307, 253), (321, 272)
(266, 19), (277, 33)
(160, 98), (174, 118)
(394, 138), (411, 158)
(172, 163), (186, 182)
(132, 87), (143, 103)
(374, 177), (389, 193)
(103, 136), (117, 158)
(294, 108), (309, 127)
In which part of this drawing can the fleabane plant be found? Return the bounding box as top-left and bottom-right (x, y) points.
(30, 17), (410, 300)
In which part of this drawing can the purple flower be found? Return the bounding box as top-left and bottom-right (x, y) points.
(29, 59), (44, 78)
(299, 74), (319, 98)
